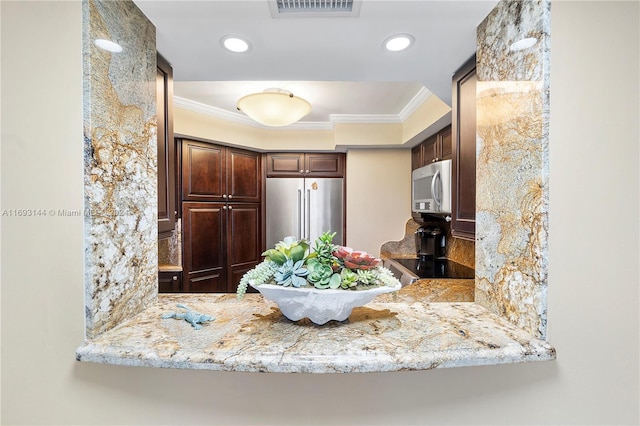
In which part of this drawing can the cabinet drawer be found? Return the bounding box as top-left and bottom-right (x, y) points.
(158, 271), (182, 293)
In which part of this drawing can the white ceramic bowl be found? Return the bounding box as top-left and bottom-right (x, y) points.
(249, 282), (401, 325)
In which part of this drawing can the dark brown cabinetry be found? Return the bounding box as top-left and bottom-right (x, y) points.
(179, 138), (262, 293)
(157, 53), (176, 238)
(159, 271), (182, 293)
(182, 140), (261, 203)
(411, 125), (452, 170)
(266, 152), (345, 177)
(182, 202), (261, 292)
(451, 55), (477, 240)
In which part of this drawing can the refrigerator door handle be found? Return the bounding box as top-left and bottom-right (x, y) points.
(306, 188), (311, 240)
(297, 189), (303, 240)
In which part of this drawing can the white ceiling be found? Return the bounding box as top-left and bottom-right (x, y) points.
(134, 0), (498, 128)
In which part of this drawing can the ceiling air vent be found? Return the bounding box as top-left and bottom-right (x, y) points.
(268, 0), (361, 18)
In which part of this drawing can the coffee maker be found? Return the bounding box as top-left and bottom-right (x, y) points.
(415, 226), (446, 259)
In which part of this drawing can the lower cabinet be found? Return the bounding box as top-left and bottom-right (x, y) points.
(182, 201), (261, 293)
(159, 271), (182, 293)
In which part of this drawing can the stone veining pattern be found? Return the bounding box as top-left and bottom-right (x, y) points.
(83, 0), (157, 338)
(76, 293), (554, 373)
(475, 0), (551, 339)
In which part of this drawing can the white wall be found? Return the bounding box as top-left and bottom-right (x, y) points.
(1, 1), (638, 425)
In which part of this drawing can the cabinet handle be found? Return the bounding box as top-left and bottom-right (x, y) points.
(172, 276), (178, 281)
(299, 169), (304, 173)
(223, 194), (227, 199)
(228, 195), (232, 199)
(223, 206), (227, 210)
(432, 159), (436, 163)
(305, 170), (309, 173)
(228, 206), (233, 210)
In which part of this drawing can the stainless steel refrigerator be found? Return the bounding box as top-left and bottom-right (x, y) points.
(266, 177), (344, 248)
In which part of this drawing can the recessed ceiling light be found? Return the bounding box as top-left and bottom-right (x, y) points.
(220, 36), (251, 53)
(94, 39), (123, 53)
(509, 37), (538, 52)
(383, 34), (415, 52)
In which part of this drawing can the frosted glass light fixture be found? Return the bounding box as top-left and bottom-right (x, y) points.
(236, 89), (311, 127)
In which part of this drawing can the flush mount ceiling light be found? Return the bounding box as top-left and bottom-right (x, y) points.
(220, 36), (251, 53)
(383, 34), (415, 52)
(94, 38), (122, 53)
(509, 37), (538, 52)
(236, 89), (311, 127)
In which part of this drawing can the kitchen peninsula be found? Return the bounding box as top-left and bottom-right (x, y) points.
(76, 291), (553, 373)
(78, 0), (555, 374)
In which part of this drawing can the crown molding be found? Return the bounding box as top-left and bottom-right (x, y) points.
(398, 87), (433, 121)
(174, 88), (430, 131)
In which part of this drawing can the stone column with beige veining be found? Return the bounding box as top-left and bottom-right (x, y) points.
(82, 0), (157, 338)
(475, 0), (551, 339)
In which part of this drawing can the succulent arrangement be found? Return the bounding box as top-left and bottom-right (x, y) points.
(237, 231), (400, 299)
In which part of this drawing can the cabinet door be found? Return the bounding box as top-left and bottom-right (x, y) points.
(439, 125), (453, 161)
(181, 140), (225, 201)
(451, 56), (477, 240)
(182, 202), (227, 292)
(411, 145), (422, 170)
(421, 135), (438, 165)
(157, 53), (176, 236)
(305, 153), (344, 177)
(265, 153), (304, 177)
(226, 203), (261, 292)
(227, 148), (261, 202)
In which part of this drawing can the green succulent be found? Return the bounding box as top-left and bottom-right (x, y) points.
(273, 259), (309, 288)
(312, 231), (338, 267)
(262, 236), (309, 265)
(356, 269), (378, 286)
(306, 258), (341, 289)
(237, 260), (277, 300)
(339, 268), (358, 289)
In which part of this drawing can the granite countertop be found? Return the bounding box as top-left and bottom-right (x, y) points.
(76, 281), (554, 373)
(158, 264), (182, 272)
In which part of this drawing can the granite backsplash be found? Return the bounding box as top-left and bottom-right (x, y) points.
(380, 218), (475, 269)
(158, 219), (182, 267)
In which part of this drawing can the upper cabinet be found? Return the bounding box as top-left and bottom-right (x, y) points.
(266, 152), (345, 178)
(157, 53), (176, 238)
(411, 125), (452, 170)
(181, 139), (261, 203)
(451, 54), (477, 240)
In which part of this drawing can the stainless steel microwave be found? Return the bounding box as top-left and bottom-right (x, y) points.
(411, 159), (452, 214)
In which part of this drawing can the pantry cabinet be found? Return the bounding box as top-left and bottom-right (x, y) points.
(182, 202), (261, 293)
(179, 138), (263, 293)
(451, 54), (477, 240)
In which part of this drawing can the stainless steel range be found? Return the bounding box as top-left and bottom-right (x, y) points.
(383, 226), (475, 286)
(384, 257), (475, 286)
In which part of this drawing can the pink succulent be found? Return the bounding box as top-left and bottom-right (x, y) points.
(333, 246), (381, 270)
